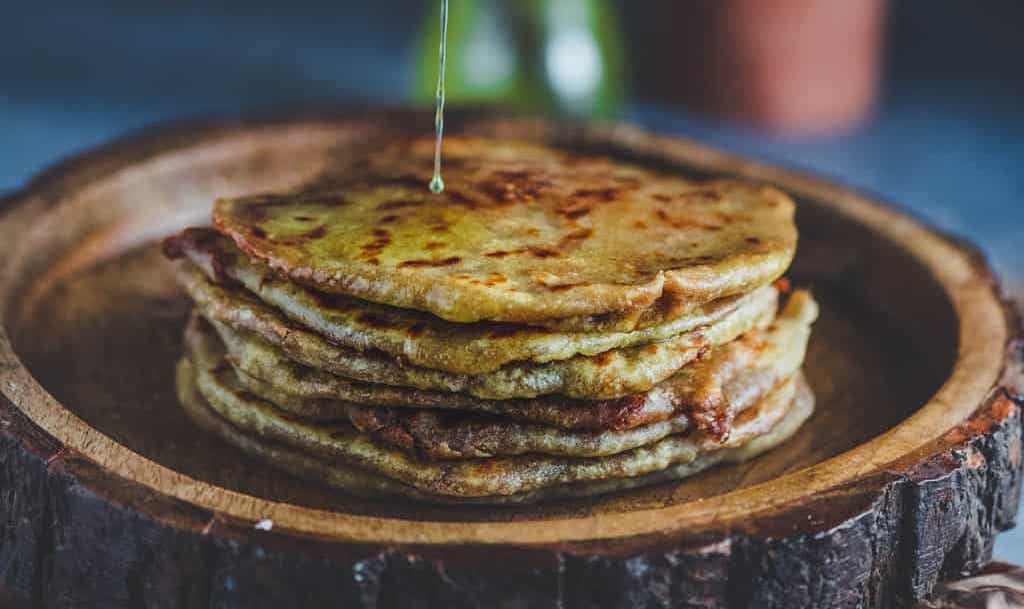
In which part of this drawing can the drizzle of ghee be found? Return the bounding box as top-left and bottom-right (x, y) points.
(429, 0), (448, 194)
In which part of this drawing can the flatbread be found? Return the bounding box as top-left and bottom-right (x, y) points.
(212, 136), (797, 324)
(168, 228), (771, 374)
(189, 330), (694, 458)
(178, 356), (813, 499)
(177, 262), (779, 399)
(177, 358), (814, 505)
(200, 289), (816, 433)
(340, 407), (691, 460)
(186, 314), (701, 459)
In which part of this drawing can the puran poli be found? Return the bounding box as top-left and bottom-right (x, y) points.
(177, 357), (814, 505)
(189, 329), (693, 459)
(169, 227), (773, 374)
(191, 289), (815, 437)
(166, 134), (816, 505)
(177, 262), (779, 399)
(212, 137), (797, 324)
(185, 315), (697, 459)
(179, 354), (812, 498)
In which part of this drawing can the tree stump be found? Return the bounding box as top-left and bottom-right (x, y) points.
(0, 111), (1020, 609)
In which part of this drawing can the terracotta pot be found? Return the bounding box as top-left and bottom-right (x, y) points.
(641, 0), (887, 135)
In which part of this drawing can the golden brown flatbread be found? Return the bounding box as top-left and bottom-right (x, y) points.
(177, 262), (779, 399)
(194, 290), (816, 435)
(168, 227), (771, 374)
(212, 137), (797, 324)
(177, 356), (813, 500)
(177, 358), (812, 505)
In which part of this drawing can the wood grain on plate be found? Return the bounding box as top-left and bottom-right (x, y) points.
(0, 110), (1020, 609)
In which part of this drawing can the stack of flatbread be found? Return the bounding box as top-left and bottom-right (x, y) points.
(166, 137), (817, 504)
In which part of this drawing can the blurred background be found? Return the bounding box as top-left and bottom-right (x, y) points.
(1, 0), (1022, 555)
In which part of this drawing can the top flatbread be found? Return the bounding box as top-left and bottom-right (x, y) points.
(212, 137), (797, 324)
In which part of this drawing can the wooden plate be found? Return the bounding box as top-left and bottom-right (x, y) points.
(1, 110), (1021, 609)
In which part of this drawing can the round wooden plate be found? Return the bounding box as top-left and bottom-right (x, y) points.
(0, 110), (1021, 609)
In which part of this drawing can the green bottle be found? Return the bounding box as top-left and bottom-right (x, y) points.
(413, 0), (627, 118)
